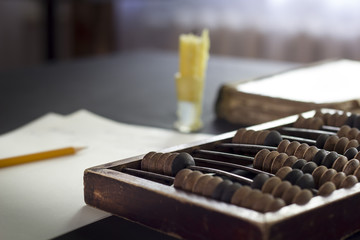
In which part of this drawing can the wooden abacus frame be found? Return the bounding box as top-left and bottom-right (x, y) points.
(84, 109), (360, 240)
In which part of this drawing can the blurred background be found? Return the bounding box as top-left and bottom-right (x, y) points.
(2, 0), (360, 71)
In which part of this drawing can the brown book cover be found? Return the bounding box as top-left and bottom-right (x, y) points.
(216, 59), (360, 125)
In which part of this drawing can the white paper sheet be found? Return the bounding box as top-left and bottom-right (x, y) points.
(0, 110), (213, 240)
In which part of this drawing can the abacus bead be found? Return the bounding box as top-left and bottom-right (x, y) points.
(353, 115), (360, 129)
(163, 153), (179, 175)
(293, 189), (313, 205)
(337, 125), (351, 137)
(334, 137), (349, 155)
(292, 159), (307, 170)
(141, 151), (156, 171)
(171, 152), (196, 176)
(346, 114), (357, 127)
(330, 172), (346, 189)
(275, 166), (292, 180)
(340, 175), (358, 189)
(345, 139), (359, 151)
(155, 153), (171, 174)
(282, 185), (301, 205)
(301, 162), (318, 174)
(293, 115), (305, 128)
(277, 140), (291, 153)
(270, 153), (289, 174)
(212, 180), (233, 200)
(242, 130), (255, 144)
(332, 156), (348, 172)
(261, 177), (282, 194)
(148, 152), (163, 172)
(295, 173), (315, 189)
(256, 130), (270, 145)
(294, 143), (310, 158)
(342, 159), (360, 175)
(253, 149), (271, 169)
(319, 169), (337, 187)
(232, 128), (246, 143)
(241, 189), (263, 209)
(347, 128), (359, 140)
(220, 183), (242, 203)
(321, 151), (339, 168)
(251, 131), (263, 145)
(284, 169), (304, 185)
(182, 171), (203, 192)
(252, 193), (274, 213)
(251, 173), (270, 190)
(312, 166), (328, 188)
(285, 141), (301, 156)
(335, 113), (348, 127)
(354, 166), (360, 180)
(303, 146), (319, 161)
(312, 149), (327, 166)
(316, 134), (330, 149)
(192, 174), (213, 194)
(262, 151), (280, 172)
(323, 135), (339, 151)
(263, 131), (283, 147)
(282, 156), (298, 168)
(174, 169), (193, 188)
(355, 152), (360, 160)
(327, 113), (338, 126)
(272, 181), (292, 198)
(265, 198), (286, 212)
(202, 176), (223, 197)
(344, 147), (358, 159)
(318, 182), (336, 196)
(230, 186), (252, 206)
(311, 117), (324, 130)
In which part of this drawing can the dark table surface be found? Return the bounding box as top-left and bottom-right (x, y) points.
(0, 50), (299, 239)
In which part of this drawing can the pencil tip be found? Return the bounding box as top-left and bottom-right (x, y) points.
(74, 146), (87, 152)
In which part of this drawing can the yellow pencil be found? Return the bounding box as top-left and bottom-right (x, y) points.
(0, 146), (86, 168)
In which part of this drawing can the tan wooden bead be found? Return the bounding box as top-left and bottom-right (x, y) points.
(252, 193), (274, 213)
(292, 189), (313, 205)
(251, 131), (263, 145)
(202, 176), (223, 197)
(355, 152), (360, 160)
(323, 135), (339, 151)
(253, 149), (271, 170)
(347, 128), (360, 140)
(192, 174), (213, 194)
(330, 172), (346, 189)
(282, 156), (298, 168)
(182, 171), (203, 192)
(319, 169), (337, 187)
(303, 118), (313, 129)
(293, 115), (305, 128)
(262, 151), (280, 172)
(155, 152), (172, 174)
(303, 146), (319, 162)
(335, 113), (348, 127)
(264, 198), (286, 212)
(270, 153), (289, 174)
(256, 130), (270, 145)
(327, 113), (338, 126)
(353, 166), (360, 181)
(242, 130), (256, 144)
(318, 181), (336, 196)
(232, 128), (247, 143)
(147, 152), (162, 172)
(141, 151), (156, 171)
(272, 181), (292, 198)
(294, 143), (310, 159)
(334, 137), (349, 155)
(337, 125), (351, 138)
(281, 185), (301, 205)
(342, 159), (360, 175)
(275, 166), (292, 180)
(310, 117), (324, 130)
(322, 113), (331, 125)
(340, 175), (358, 189)
(230, 186), (252, 206)
(277, 139), (291, 153)
(312, 166), (328, 188)
(261, 177), (282, 194)
(285, 141), (301, 156)
(345, 139), (359, 151)
(241, 189), (263, 209)
(163, 153), (179, 176)
(174, 169), (193, 189)
(332, 156), (348, 172)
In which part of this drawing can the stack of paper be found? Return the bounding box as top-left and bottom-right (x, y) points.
(0, 110), (212, 240)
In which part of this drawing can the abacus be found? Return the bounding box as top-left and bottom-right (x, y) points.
(84, 109), (360, 240)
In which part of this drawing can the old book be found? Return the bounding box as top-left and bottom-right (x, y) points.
(216, 59), (360, 125)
